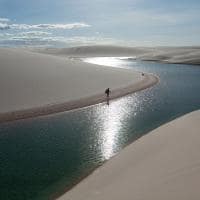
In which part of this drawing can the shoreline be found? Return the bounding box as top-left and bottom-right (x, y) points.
(0, 73), (158, 123)
(56, 109), (200, 200)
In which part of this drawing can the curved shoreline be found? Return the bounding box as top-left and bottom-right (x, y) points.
(0, 73), (158, 123)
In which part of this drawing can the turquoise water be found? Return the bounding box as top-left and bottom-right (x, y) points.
(0, 58), (200, 199)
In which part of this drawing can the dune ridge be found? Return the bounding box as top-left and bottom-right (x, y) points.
(37, 45), (200, 65)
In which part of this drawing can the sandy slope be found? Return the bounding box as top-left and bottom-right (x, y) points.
(138, 47), (200, 65)
(34, 45), (149, 57)
(38, 45), (200, 65)
(0, 48), (157, 122)
(57, 110), (200, 200)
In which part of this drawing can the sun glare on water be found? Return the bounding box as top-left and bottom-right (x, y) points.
(88, 95), (140, 160)
(83, 57), (132, 68)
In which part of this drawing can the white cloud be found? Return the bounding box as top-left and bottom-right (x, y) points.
(0, 20), (92, 47)
(0, 23), (10, 30)
(18, 31), (52, 37)
(9, 23), (91, 30)
(0, 16), (90, 31)
(0, 17), (10, 22)
(0, 33), (138, 47)
(0, 20), (91, 31)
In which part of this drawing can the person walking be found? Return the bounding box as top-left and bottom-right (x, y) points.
(105, 88), (110, 97)
(105, 88), (110, 105)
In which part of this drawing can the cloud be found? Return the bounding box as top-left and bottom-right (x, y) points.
(2, 23), (91, 30)
(0, 18), (92, 47)
(0, 23), (10, 30)
(17, 31), (52, 37)
(0, 32), (138, 47)
(0, 17), (10, 29)
(0, 17), (10, 22)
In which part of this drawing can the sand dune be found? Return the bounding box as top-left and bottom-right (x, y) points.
(57, 110), (200, 200)
(38, 45), (200, 65)
(0, 48), (157, 122)
(34, 45), (149, 57)
(137, 47), (200, 65)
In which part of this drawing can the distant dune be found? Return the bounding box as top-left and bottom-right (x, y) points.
(36, 45), (200, 65)
(34, 45), (149, 57)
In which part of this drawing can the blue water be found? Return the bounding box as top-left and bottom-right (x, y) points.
(0, 58), (199, 199)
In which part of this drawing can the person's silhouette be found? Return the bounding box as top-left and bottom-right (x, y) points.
(105, 88), (110, 98)
(105, 88), (110, 105)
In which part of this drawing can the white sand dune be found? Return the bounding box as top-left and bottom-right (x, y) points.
(38, 45), (200, 65)
(57, 110), (200, 200)
(137, 47), (200, 65)
(35, 45), (149, 57)
(0, 48), (157, 122)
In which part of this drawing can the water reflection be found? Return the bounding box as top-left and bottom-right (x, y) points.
(84, 57), (131, 68)
(89, 96), (139, 160)
(82, 57), (155, 160)
(82, 55), (153, 161)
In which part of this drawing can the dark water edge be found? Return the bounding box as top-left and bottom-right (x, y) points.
(0, 59), (200, 200)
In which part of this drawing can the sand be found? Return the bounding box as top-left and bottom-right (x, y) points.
(34, 45), (150, 57)
(57, 110), (200, 200)
(0, 48), (158, 122)
(137, 47), (200, 65)
(38, 45), (200, 65)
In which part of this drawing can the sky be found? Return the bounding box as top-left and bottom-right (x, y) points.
(0, 0), (200, 47)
